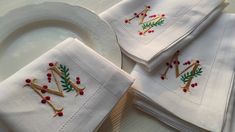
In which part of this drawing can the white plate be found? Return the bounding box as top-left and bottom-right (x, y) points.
(0, 2), (122, 82)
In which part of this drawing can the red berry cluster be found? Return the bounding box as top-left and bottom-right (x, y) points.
(47, 62), (54, 83)
(166, 62), (173, 68)
(41, 85), (48, 94)
(173, 60), (180, 65)
(41, 96), (50, 104)
(149, 14), (157, 18)
(76, 77), (80, 85)
(183, 61), (191, 65)
(148, 30), (154, 33)
(191, 83), (198, 88)
(47, 73), (52, 83)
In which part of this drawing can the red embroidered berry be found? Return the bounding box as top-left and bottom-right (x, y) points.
(177, 61), (180, 65)
(124, 19), (129, 23)
(183, 89), (187, 92)
(141, 13), (144, 16)
(161, 76), (165, 80)
(79, 90), (84, 95)
(196, 60), (200, 64)
(144, 14), (147, 17)
(58, 112), (63, 117)
(45, 96), (50, 100)
(47, 73), (51, 77)
(41, 99), (46, 104)
(76, 80), (81, 84)
(76, 77), (80, 81)
(134, 13), (138, 16)
(195, 83), (198, 86)
(139, 32), (143, 35)
(148, 30), (152, 33)
(41, 89), (46, 94)
(48, 77), (51, 81)
(147, 6), (151, 9)
(151, 30), (154, 33)
(25, 79), (31, 83)
(169, 65), (173, 68)
(161, 14), (165, 17)
(173, 61), (177, 64)
(49, 63), (54, 67)
(188, 61), (191, 65)
(136, 15), (139, 18)
(176, 50), (180, 53)
(191, 84), (195, 87)
(166, 62), (170, 66)
(43, 85), (48, 89)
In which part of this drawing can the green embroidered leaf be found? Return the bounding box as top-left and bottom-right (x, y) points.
(180, 67), (203, 84)
(59, 64), (74, 92)
(142, 18), (165, 30)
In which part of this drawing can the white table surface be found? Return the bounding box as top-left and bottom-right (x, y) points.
(0, 1), (234, 132)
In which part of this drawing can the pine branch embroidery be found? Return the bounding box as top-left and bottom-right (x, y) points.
(124, 5), (166, 36)
(142, 19), (165, 30)
(180, 67), (203, 84)
(23, 62), (86, 117)
(59, 64), (74, 92)
(160, 50), (203, 93)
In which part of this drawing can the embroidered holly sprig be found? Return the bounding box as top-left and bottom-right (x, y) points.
(142, 18), (165, 30)
(48, 62), (85, 96)
(180, 67), (203, 84)
(59, 64), (73, 92)
(160, 50), (203, 93)
(139, 14), (165, 35)
(124, 5), (166, 36)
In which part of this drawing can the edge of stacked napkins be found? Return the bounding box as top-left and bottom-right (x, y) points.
(131, 13), (235, 132)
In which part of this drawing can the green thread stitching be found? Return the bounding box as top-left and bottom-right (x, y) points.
(59, 64), (74, 92)
(180, 67), (203, 84)
(142, 19), (165, 30)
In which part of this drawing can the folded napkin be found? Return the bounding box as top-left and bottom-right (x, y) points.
(0, 38), (134, 132)
(131, 13), (235, 132)
(100, 0), (225, 71)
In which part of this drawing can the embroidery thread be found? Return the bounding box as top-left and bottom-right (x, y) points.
(161, 51), (203, 93)
(24, 62), (86, 117)
(124, 6), (166, 36)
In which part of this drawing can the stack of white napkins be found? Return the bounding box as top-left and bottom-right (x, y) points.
(131, 14), (235, 132)
(0, 38), (134, 132)
(100, 0), (226, 71)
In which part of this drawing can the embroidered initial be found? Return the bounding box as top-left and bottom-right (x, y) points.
(161, 51), (203, 93)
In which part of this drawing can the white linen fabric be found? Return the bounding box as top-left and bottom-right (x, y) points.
(100, 0), (226, 71)
(131, 14), (235, 132)
(0, 38), (134, 132)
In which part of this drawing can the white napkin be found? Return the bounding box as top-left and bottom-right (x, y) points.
(131, 13), (235, 132)
(0, 38), (134, 132)
(100, 0), (226, 71)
